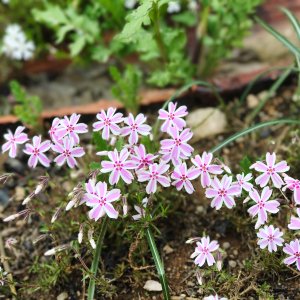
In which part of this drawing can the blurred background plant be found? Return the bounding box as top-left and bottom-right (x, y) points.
(0, 0), (263, 91)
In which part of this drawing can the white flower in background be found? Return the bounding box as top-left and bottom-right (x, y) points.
(188, 0), (198, 11)
(2, 24), (35, 60)
(167, 1), (181, 14)
(124, 0), (136, 9)
(2, 0), (9, 4)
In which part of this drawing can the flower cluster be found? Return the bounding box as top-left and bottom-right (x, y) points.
(2, 24), (35, 60)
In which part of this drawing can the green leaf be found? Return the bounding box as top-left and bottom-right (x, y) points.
(89, 162), (101, 170)
(32, 5), (67, 27)
(171, 11), (197, 27)
(240, 156), (252, 174)
(281, 7), (300, 40)
(70, 36), (86, 56)
(91, 45), (111, 62)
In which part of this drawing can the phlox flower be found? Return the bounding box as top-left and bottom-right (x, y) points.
(205, 175), (240, 210)
(2, 126), (28, 158)
(158, 102), (188, 132)
(132, 198), (148, 220)
(49, 117), (61, 142)
(235, 173), (253, 193)
(250, 152), (289, 188)
(284, 176), (300, 205)
(56, 113), (88, 144)
(167, 1), (181, 13)
(52, 137), (85, 168)
(190, 236), (219, 267)
(124, 0), (136, 9)
(247, 187), (280, 228)
(93, 108), (123, 140)
(288, 208), (300, 230)
(257, 225), (284, 252)
(160, 127), (193, 166)
(283, 239), (300, 271)
(191, 152), (223, 188)
(121, 113), (151, 145)
(137, 162), (170, 194)
(101, 149), (135, 185)
(85, 181), (120, 220)
(131, 144), (157, 169)
(81, 179), (97, 204)
(204, 296), (228, 300)
(23, 136), (51, 168)
(171, 163), (199, 194)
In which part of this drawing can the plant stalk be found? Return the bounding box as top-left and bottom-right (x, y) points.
(145, 226), (170, 300)
(87, 216), (109, 300)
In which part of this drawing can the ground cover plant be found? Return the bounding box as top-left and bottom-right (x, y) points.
(1, 91), (300, 298)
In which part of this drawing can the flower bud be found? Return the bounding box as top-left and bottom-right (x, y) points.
(66, 199), (75, 211)
(78, 225), (83, 244)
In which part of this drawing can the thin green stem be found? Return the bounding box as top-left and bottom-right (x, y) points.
(87, 216), (109, 300)
(145, 226), (170, 300)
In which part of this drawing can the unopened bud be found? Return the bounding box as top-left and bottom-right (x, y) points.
(34, 184), (43, 195)
(96, 151), (108, 156)
(186, 237), (201, 244)
(78, 225), (83, 244)
(88, 229), (96, 249)
(51, 207), (62, 223)
(66, 199), (75, 211)
(3, 209), (30, 222)
(44, 244), (70, 256)
(243, 196), (250, 204)
(196, 270), (203, 286)
(122, 196), (128, 216)
(216, 251), (222, 271)
(22, 192), (34, 205)
(33, 234), (48, 245)
(0, 173), (13, 184)
(109, 136), (116, 146)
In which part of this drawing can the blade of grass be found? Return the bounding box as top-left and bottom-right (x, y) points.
(210, 118), (300, 154)
(281, 7), (300, 40)
(87, 216), (109, 300)
(145, 226), (170, 300)
(255, 16), (300, 58)
(246, 68), (292, 124)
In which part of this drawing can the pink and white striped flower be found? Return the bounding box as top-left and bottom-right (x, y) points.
(137, 162), (170, 194)
(233, 173), (253, 195)
(23, 136), (51, 168)
(48, 117), (61, 142)
(284, 176), (300, 205)
(52, 137), (85, 168)
(250, 152), (289, 188)
(93, 108), (123, 140)
(190, 236), (219, 267)
(288, 208), (300, 230)
(191, 152), (223, 188)
(283, 239), (300, 271)
(158, 102), (188, 132)
(171, 163), (199, 194)
(81, 179), (97, 204)
(205, 175), (240, 210)
(160, 127), (193, 165)
(2, 126), (28, 158)
(132, 198), (148, 220)
(131, 144), (157, 169)
(257, 225), (284, 252)
(121, 113), (151, 145)
(247, 187), (280, 228)
(56, 113), (88, 144)
(101, 149), (135, 185)
(85, 181), (120, 220)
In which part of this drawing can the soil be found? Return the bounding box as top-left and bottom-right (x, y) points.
(0, 81), (300, 300)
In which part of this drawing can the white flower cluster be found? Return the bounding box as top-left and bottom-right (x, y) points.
(2, 24), (35, 60)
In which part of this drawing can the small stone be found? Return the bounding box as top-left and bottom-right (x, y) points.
(186, 108), (227, 141)
(229, 260), (237, 268)
(0, 189), (10, 211)
(180, 294), (186, 299)
(233, 250), (238, 256)
(187, 281), (195, 287)
(222, 242), (230, 250)
(143, 280), (162, 292)
(196, 206), (204, 214)
(247, 94), (259, 108)
(15, 186), (25, 202)
(57, 292), (68, 300)
(4, 158), (25, 174)
(163, 244), (174, 254)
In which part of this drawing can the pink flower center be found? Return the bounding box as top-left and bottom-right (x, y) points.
(67, 125), (75, 132)
(218, 189), (227, 197)
(131, 123), (138, 131)
(295, 251), (300, 258)
(64, 150), (71, 157)
(267, 167), (275, 174)
(239, 179), (244, 185)
(150, 171), (158, 179)
(168, 113), (175, 120)
(202, 247), (209, 254)
(267, 234), (274, 242)
(33, 148), (40, 156)
(114, 161), (124, 171)
(180, 174), (187, 181)
(98, 197), (106, 206)
(292, 181), (300, 189)
(174, 138), (182, 146)
(11, 137), (16, 142)
(258, 200), (265, 209)
(104, 118), (111, 126)
(199, 163), (207, 172)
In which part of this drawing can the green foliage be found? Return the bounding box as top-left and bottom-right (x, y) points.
(9, 80), (42, 129)
(109, 64), (142, 115)
(198, 0), (263, 77)
(240, 156), (252, 174)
